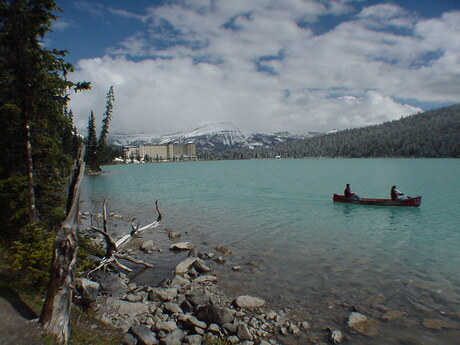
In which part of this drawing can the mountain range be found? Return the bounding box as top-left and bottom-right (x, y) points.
(108, 122), (322, 151)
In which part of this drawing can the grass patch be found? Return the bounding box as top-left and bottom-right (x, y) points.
(68, 306), (124, 345)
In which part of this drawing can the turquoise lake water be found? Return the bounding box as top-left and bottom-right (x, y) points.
(81, 159), (460, 344)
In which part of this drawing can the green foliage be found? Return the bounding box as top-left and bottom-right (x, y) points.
(7, 224), (56, 288)
(0, 0), (90, 289)
(76, 232), (104, 274)
(85, 111), (98, 170)
(0, 176), (29, 238)
(85, 86), (116, 171)
(98, 86), (115, 151)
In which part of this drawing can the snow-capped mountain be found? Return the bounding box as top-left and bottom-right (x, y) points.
(108, 122), (321, 151)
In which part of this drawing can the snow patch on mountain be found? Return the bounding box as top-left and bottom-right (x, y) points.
(108, 123), (322, 151)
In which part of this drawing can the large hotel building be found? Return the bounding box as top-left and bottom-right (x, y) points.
(123, 143), (196, 161)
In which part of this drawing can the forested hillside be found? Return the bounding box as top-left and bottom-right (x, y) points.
(199, 104), (460, 160)
(0, 0), (89, 287)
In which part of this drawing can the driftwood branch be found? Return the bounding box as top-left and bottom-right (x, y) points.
(87, 200), (161, 274)
(40, 148), (85, 344)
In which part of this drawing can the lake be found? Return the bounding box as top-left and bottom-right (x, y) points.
(81, 158), (460, 344)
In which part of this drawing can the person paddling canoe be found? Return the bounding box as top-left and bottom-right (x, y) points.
(344, 184), (360, 200)
(391, 185), (405, 200)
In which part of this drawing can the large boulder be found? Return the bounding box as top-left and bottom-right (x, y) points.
(75, 278), (99, 305)
(130, 324), (158, 345)
(160, 329), (185, 345)
(193, 260), (211, 273)
(196, 302), (234, 325)
(92, 271), (129, 298)
(102, 297), (149, 318)
(174, 257), (206, 276)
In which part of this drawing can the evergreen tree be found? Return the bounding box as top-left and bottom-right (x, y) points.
(0, 0), (90, 284)
(85, 111), (97, 170)
(96, 85), (115, 167)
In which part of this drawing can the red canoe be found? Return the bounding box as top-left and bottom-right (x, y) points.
(333, 194), (422, 207)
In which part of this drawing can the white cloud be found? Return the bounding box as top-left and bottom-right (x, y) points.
(52, 19), (73, 31)
(68, 2), (460, 136)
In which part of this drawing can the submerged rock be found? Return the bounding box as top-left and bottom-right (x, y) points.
(215, 245), (233, 255)
(166, 229), (181, 239)
(347, 312), (379, 337)
(423, 318), (458, 330)
(330, 329), (344, 344)
(234, 295), (266, 309)
(381, 310), (405, 321)
(140, 240), (157, 253)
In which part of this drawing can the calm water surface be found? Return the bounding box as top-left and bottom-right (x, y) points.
(81, 159), (460, 344)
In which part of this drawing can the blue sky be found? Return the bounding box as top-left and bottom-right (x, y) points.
(48, 0), (460, 135)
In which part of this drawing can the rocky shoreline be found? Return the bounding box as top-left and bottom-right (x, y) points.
(77, 211), (445, 345)
(77, 233), (315, 345)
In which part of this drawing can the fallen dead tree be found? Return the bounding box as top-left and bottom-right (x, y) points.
(87, 199), (162, 274)
(40, 149), (85, 344)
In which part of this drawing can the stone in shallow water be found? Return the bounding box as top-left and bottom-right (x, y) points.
(347, 312), (379, 337)
(381, 310), (405, 321)
(167, 230), (181, 239)
(215, 245), (233, 255)
(330, 329), (344, 344)
(193, 260), (211, 273)
(194, 275), (218, 284)
(234, 295), (266, 309)
(169, 242), (196, 251)
(174, 257), (203, 276)
(422, 318), (458, 330)
(140, 240), (157, 253)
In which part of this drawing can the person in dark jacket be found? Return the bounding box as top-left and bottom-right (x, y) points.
(344, 184), (360, 200)
(391, 185), (404, 200)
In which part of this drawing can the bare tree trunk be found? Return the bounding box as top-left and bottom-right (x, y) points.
(40, 149), (85, 344)
(25, 123), (37, 223)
